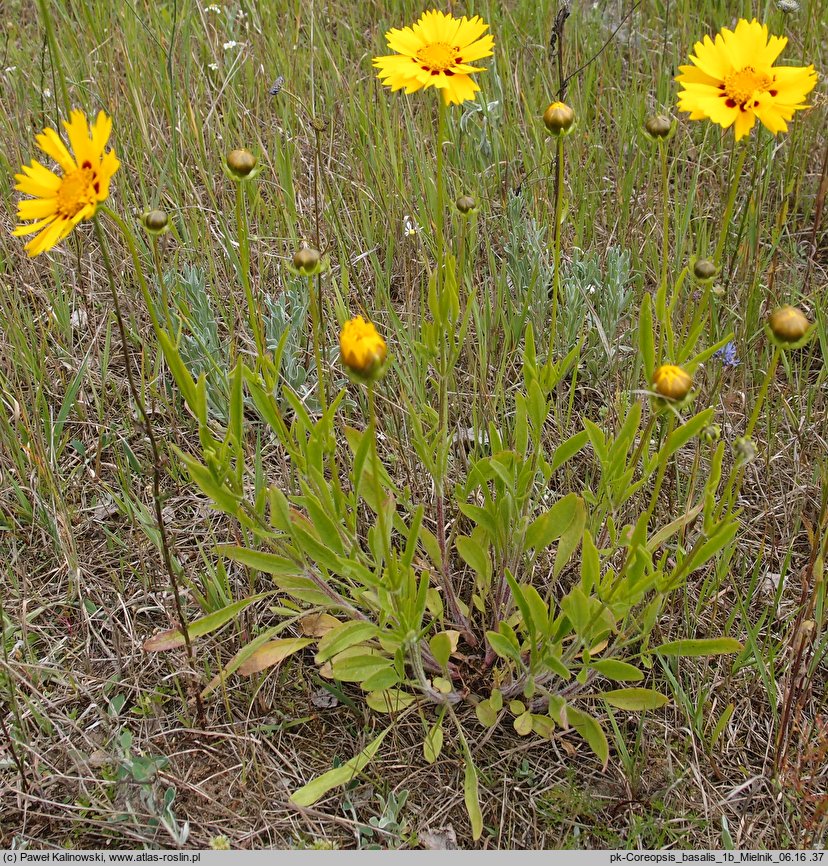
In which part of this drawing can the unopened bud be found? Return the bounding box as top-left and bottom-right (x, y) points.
(225, 148), (257, 179)
(644, 114), (673, 139)
(292, 245), (321, 275)
(701, 423), (721, 444)
(693, 259), (717, 281)
(140, 209), (169, 236)
(733, 436), (756, 466)
(768, 305), (810, 347)
(456, 194), (477, 215)
(543, 101), (575, 136)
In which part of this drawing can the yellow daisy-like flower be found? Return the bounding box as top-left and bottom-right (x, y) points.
(373, 9), (494, 106)
(339, 316), (388, 380)
(676, 19), (817, 141)
(13, 109), (120, 257)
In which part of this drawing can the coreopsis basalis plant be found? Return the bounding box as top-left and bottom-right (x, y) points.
(147, 299), (744, 836)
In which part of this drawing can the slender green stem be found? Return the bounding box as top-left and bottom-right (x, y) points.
(713, 145), (749, 267)
(744, 346), (781, 441)
(36, 0), (71, 115)
(307, 275), (327, 412)
(550, 133), (565, 353)
(151, 236), (174, 333)
(716, 346), (781, 519)
(435, 98), (446, 300)
(367, 383), (394, 587)
(93, 217), (204, 726)
(98, 204), (162, 335)
(235, 182), (266, 363)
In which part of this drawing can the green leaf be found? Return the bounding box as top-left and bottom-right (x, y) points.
(664, 408), (714, 460)
(158, 330), (198, 411)
(429, 632), (452, 669)
(638, 293), (655, 381)
(365, 689), (416, 713)
(654, 637), (743, 657)
(525, 492), (581, 553)
(456, 535), (492, 581)
(551, 430), (590, 473)
(218, 545), (300, 577)
(475, 699), (498, 728)
(566, 705), (609, 767)
(423, 721), (444, 763)
(330, 654), (393, 683)
(290, 727), (389, 807)
(485, 630), (522, 664)
(603, 687), (669, 711)
(316, 621), (380, 663)
(143, 593), (268, 651)
(554, 497), (586, 578)
(179, 452), (241, 515)
(591, 659), (644, 682)
(463, 752), (483, 841)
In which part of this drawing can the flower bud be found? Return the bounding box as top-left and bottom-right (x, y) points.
(225, 148), (257, 179)
(543, 101), (575, 136)
(768, 305), (810, 347)
(652, 364), (692, 401)
(644, 114), (673, 139)
(140, 209), (169, 236)
(339, 316), (388, 381)
(701, 423), (721, 444)
(733, 436), (756, 466)
(293, 245), (321, 275)
(455, 194), (477, 215)
(777, 0), (799, 12)
(693, 259), (717, 281)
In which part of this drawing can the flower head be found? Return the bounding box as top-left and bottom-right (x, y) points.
(292, 245), (322, 275)
(224, 148), (258, 180)
(373, 10), (494, 106)
(543, 101), (575, 135)
(767, 304), (811, 348)
(676, 18), (817, 141)
(339, 316), (388, 381)
(714, 341), (740, 368)
(13, 109), (120, 257)
(455, 194), (477, 215)
(652, 363), (693, 401)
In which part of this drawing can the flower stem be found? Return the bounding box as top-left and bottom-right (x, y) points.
(550, 133), (565, 353)
(713, 144), (749, 268)
(36, 0), (71, 115)
(307, 275), (327, 412)
(235, 181), (266, 364)
(93, 218), (204, 727)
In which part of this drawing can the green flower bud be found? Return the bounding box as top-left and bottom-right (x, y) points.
(225, 148), (258, 180)
(543, 101), (575, 136)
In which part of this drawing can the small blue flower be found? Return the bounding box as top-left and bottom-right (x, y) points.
(714, 341), (740, 368)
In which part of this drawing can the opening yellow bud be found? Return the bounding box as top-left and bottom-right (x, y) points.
(543, 101), (575, 135)
(339, 316), (388, 379)
(652, 364), (692, 401)
(226, 148), (257, 178)
(768, 305), (810, 344)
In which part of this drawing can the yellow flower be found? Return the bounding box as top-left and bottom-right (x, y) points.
(13, 109), (120, 257)
(676, 19), (817, 141)
(339, 316), (388, 379)
(373, 9), (494, 106)
(652, 364), (693, 401)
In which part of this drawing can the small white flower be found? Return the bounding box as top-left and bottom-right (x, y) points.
(204, 4), (221, 12)
(208, 62), (219, 71)
(223, 40), (239, 50)
(403, 215), (421, 237)
(43, 88), (52, 97)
